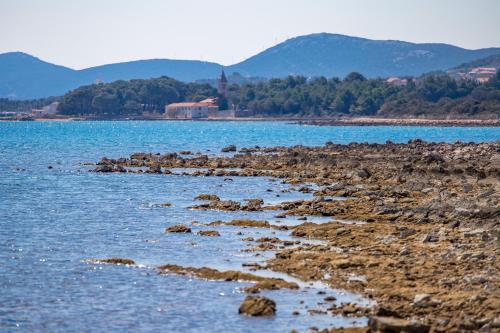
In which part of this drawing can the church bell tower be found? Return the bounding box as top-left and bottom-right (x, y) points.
(217, 69), (228, 98)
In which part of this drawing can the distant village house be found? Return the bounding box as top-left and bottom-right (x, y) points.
(31, 101), (60, 116)
(449, 67), (497, 84)
(386, 77), (408, 87)
(467, 67), (496, 83)
(165, 98), (218, 119)
(165, 69), (236, 119)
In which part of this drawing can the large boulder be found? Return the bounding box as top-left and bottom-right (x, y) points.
(238, 296), (276, 316)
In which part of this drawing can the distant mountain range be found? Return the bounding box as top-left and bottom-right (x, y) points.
(0, 52), (221, 100)
(2, 33), (500, 99)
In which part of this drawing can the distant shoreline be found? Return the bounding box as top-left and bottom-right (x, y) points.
(295, 117), (500, 127)
(1, 116), (499, 127)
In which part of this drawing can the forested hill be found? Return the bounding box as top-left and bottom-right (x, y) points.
(54, 70), (500, 119)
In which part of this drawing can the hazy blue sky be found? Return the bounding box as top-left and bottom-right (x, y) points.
(1, 0), (499, 69)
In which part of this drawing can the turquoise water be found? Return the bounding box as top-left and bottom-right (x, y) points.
(0, 121), (498, 332)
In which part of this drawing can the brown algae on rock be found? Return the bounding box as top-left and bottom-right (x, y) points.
(89, 258), (136, 265)
(156, 264), (298, 293)
(239, 295), (276, 316)
(165, 224), (192, 233)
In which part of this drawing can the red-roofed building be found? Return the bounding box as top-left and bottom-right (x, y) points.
(467, 67), (497, 84)
(165, 99), (218, 119)
(386, 77), (408, 87)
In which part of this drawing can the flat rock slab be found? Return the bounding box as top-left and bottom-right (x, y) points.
(368, 316), (430, 333)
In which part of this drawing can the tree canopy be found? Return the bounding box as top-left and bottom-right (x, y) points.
(57, 76), (217, 116)
(48, 69), (500, 119)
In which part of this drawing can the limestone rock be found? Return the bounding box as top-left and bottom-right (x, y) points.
(368, 316), (430, 333)
(238, 296), (276, 316)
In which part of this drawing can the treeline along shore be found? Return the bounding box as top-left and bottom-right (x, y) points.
(2, 69), (500, 122)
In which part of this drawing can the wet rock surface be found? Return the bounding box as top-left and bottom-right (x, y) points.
(221, 145), (237, 153)
(239, 296), (276, 316)
(197, 230), (221, 237)
(189, 198), (265, 211)
(156, 264), (298, 293)
(165, 224), (192, 233)
(89, 258), (136, 265)
(93, 140), (500, 332)
(194, 194), (221, 201)
(208, 219), (271, 228)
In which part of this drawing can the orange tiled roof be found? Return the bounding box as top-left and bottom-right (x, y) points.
(167, 102), (200, 107)
(168, 99), (218, 108)
(199, 98), (217, 104)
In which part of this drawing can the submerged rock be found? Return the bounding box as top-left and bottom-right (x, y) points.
(191, 199), (242, 211)
(238, 296), (276, 316)
(223, 219), (270, 228)
(94, 165), (113, 173)
(242, 198), (264, 210)
(157, 264), (298, 293)
(165, 225), (192, 233)
(93, 164), (126, 173)
(221, 145), (237, 152)
(93, 258), (135, 265)
(197, 230), (220, 237)
(194, 194), (220, 201)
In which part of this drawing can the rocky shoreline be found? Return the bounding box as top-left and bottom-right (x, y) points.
(92, 140), (499, 332)
(3, 116), (499, 127)
(297, 118), (500, 127)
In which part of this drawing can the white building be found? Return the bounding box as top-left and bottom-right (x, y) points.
(31, 101), (60, 116)
(165, 99), (218, 119)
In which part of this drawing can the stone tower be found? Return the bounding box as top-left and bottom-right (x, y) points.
(217, 69), (228, 98)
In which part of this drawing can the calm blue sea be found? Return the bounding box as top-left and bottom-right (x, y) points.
(0, 121), (498, 333)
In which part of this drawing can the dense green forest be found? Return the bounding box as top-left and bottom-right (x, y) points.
(0, 96), (58, 113)
(57, 77), (217, 116)
(12, 69), (500, 118)
(226, 71), (500, 118)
